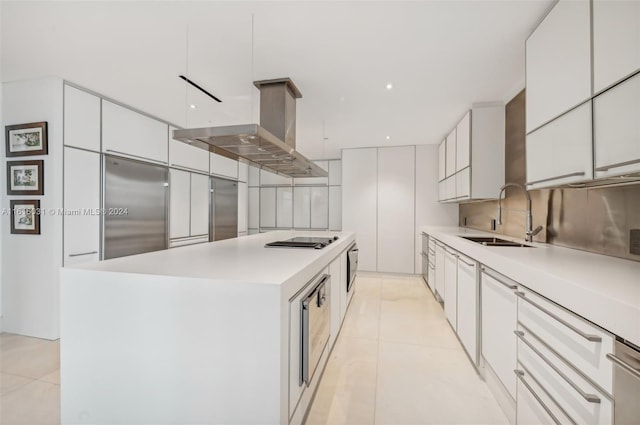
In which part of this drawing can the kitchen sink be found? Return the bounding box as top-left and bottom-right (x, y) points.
(460, 236), (534, 248)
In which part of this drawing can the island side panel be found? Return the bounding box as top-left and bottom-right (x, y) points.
(60, 268), (282, 425)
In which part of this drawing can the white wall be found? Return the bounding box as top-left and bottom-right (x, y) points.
(1, 77), (64, 339)
(414, 144), (459, 273)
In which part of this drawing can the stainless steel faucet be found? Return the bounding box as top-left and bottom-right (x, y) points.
(496, 182), (543, 243)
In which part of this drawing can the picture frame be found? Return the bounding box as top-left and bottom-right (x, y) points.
(5, 122), (48, 157)
(10, 199), (41, 235)
(6, 160), (44, 195)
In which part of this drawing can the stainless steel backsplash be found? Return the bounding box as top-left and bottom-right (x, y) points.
(459, 90), (640, 262)
(460, 185), (640, 262)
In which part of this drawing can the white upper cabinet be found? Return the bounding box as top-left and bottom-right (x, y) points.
(455, 111), (470, 172)
(259, 169), (291, 186)
(102, 100), (168, 164)
(526, 0), (591, 133)
(445, 128), (456, 177)
(64, 147), (100, 266)
(64, 85), (100, 152)
(438, 105), (504, 202)
(438, 140), (446, 181)
(169, 126), (209, 174)
(190, 173), (210, 237)
(210, 152), (238, 180)
(593, 0), (640, 93)
(593, 72), (640, 178)
(526, 102), (593, 189)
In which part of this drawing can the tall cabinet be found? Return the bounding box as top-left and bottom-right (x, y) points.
(342, 146), (415, 273)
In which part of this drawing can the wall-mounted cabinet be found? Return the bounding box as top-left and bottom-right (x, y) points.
(593, 72), (640, 178)
(210, 152), (238, 180)
(438, 140), (446, 182)
(526, 101), (593, 189)
(102, 100), (168, 165)
(169, 127), (209, 174)
(525, 0), (591, 134)
(445, 128), (456, 177)
(592, 0), (640, 94)
(64, 85), (101, 152)
(438, 105), (504, 202)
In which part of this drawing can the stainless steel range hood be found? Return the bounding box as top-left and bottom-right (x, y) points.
(173, 78), (327, 178)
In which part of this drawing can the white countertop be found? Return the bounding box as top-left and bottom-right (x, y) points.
(68, 231), (355, 285)
(422, 226), (640, 347)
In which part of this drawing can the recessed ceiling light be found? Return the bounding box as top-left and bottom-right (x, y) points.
(386, 136), (391, 140)
(386, 83), (393, 90)
(190, 104), (197, 109)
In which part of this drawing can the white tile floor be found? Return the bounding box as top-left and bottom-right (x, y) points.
(306, 273), (509, 425)
(0, 333), (60, 424)
(0, 273), (507, 425)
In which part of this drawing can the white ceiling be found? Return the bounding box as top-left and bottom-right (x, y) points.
(1, 0), (552, 160)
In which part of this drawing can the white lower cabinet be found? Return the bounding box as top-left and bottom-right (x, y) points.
(517, 329), (613, 425)
(435, 243), (446, 301)
(515, 365), (565, 425)
(64, 147), (100, 265)
(443, 247), (457, 330)
(456, 253), (477, 365)
(481, 267), (518, 400)
(329, 255), (341, 348)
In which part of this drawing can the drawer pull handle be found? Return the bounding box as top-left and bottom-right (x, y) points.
(515, 330), (601, 404)
(68, 251), (98, 258)
(518, 322), (612, 400)
(480, 266), (518, 290)
(606, 353), (640, 381)
(515, 292), (602, 342)
(515, 367), (577, 425)
(595, 158), (640, 172)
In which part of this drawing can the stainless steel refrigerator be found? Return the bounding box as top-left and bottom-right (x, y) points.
(103, 155), (168, 260)
(210, 177), (238, 241)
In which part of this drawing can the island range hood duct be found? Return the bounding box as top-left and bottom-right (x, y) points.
(173, 78), (327, 178)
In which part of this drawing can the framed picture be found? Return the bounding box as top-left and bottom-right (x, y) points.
(6, 160), (44, 195)
(10, 199), (41, 235)
(5, 122), (48, 157)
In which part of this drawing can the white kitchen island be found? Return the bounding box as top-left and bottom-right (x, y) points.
(60, 231), (355, 425)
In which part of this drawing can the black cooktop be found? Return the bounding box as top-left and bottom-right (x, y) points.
(265, 236), (338, 249)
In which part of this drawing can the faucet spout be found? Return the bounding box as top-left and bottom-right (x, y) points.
(496, 182), (539, 243)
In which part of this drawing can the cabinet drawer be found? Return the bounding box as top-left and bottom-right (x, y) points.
(517, 287), (614, 394)
(517, 329), (613, 425)
(516, 364), (573, 425)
